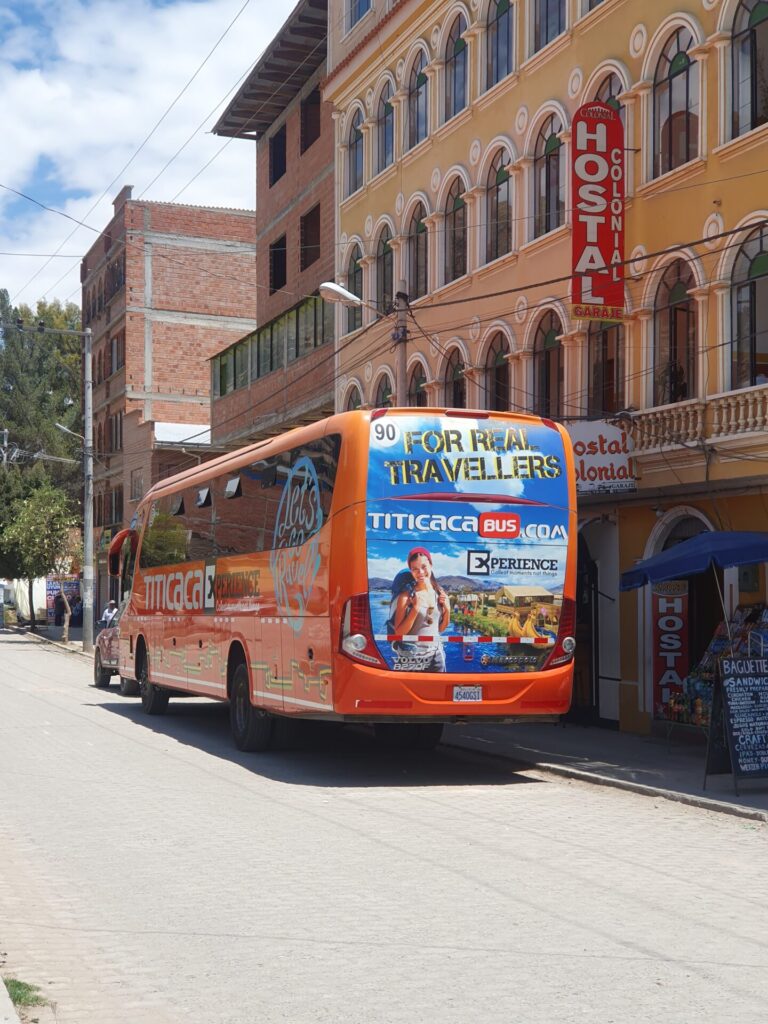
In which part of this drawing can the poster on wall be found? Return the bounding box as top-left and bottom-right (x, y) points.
(45, 574), (81, 623)
(652, 580), (689, 717)
(567, 420), (635, 494)
(365, 414), (572, 675)
(570, 101), (627, 322)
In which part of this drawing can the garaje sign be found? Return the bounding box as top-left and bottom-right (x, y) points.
(571, 102), (626, 322)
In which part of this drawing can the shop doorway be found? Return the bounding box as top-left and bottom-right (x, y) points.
(661, 516), (722, 675)
(571, 533), (600, 723)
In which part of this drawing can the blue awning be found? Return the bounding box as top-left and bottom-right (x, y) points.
(620, 531), (768, 591)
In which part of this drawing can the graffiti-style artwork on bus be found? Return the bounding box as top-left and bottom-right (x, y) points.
(366, 415), (569, 674)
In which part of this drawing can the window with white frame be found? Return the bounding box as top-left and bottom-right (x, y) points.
(376, 81), (394, 173)
(732, 0), (768, 138)
(485, 333), (510, 410)
(487, 0), (513, 89)
(486, 149), (512, 262)
(408, 50), (429, 149)
(653, 260), (696, 405)
(533, 0), (565, 53)
(348, 109), (364, 195)
(533, 113), (564, 238)
(408, 362), (428, 406)
(732, 224), (768, 388)
(444, 15), (468, 122)
(587, 322), (624, 416)
(376, 226), (394, 316)
(653, 28), (699, 178)
(533, 310), (563, 418)
(408, 203), (428, 299)
(349, 0), (371, 31)
(444, 178), (467, 283)
(346, 245), (363, 333)
(445, 348), (467, 407)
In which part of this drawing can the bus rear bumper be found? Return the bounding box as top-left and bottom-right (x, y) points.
(332, 661), (573, 719)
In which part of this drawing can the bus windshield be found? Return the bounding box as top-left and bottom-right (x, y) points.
(365, 412), (572, 675)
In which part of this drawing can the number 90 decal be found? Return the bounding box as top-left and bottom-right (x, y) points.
(371, 420), (401, 448)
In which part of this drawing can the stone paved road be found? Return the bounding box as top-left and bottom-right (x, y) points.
(1, 629), (767, 1024)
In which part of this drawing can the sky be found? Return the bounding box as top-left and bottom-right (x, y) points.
(0, 0), (288, 309)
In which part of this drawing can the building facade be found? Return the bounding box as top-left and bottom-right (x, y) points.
(81, 186), (257, 607)
(325, 0), (768, 731)
(210, 0), (337, 445)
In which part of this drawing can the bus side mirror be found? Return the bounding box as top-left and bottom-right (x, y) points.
(108, 528), (138, 577)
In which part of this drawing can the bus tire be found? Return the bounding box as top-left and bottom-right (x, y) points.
(119, 675), (139, 697)
(93, 651), (111, 688)
(138, 653), (169, 715)
(230, 663), (273, 752)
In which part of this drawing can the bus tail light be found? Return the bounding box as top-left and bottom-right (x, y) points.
(543, 597), (576, 668)
(340, 595), (388, 668)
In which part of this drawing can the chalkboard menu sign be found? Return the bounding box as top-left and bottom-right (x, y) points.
(704, 657), (768, 794)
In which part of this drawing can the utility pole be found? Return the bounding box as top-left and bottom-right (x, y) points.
(394, 279), (409, 406)
(82, 327), (94, 654)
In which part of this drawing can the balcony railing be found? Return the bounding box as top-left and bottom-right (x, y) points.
(631, 383), (768, 452)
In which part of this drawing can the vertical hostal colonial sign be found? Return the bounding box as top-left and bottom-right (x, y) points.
(571, 102), (626, 322)
(652, 580), (689, 717)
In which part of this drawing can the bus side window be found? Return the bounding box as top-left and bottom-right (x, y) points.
(184, 485), (214, 562)
(214, 471), (266, 556)
(138, 499), (188, 569)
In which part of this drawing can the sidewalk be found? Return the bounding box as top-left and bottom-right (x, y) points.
(0, 981), (22, 1024)
(445, 720), (768, 820)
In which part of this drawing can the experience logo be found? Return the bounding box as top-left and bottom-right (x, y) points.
(270, 456), (323, 632)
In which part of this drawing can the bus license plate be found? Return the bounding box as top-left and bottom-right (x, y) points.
(453, 685), (482, 703)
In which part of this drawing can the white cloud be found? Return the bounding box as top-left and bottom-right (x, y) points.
(0, 0), (288, 305)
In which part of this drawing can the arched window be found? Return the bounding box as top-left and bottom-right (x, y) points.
(732, 224), (768, 388)
(587, 322), (624, 416)
(445, 348), (466, 407)
(97, 279), (104, 312)
(346, 385), (363, 411)
(485, 333), (510, 411)
(346, 245), (363, 333)
(445, 15), (468, 122)
(534, 0), (565, 52)
(377, 81), (394, 173)
(96, 424), (103, 456)
(653, 29), (698, 178)
(653, 260), (696, 406)
(733, 0), (768, 138)
(376, 226), (394, 316)
(486, 149), (512, 263)
(533, 311), (563, 418)
(408, 362), (428, 406)
(533, 114), (564, 238)
(444, 178), (467, 284)
(408, 203), (428, 300)
(487, 0), (513, 89)
(374, 374), (393, 407)
(595, 72), (625, 125)
(348, 108), (364, 195)
(408, 50), (429, 149)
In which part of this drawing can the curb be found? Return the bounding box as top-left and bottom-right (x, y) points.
(443, 740), (768, 824)
(0, 980), (23, 1024)
(10, 625), (91, 661)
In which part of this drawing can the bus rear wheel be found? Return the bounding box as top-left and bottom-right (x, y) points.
(374, 723), (444, 751)
(230, 664), (273, 752)
(138, 654), (169, 715)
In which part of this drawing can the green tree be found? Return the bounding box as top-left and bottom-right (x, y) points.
(1, 485), (79, 632)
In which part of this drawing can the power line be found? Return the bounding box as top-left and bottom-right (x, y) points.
(11, 0), (258, 307)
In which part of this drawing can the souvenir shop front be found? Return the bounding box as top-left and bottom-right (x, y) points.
(619, 501), (768, 735)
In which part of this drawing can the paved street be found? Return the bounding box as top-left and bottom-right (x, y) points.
(1, 630), (767, 1024)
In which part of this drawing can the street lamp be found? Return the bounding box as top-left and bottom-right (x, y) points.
(320, 279), (410, 405)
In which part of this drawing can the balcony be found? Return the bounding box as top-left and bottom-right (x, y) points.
(630, 383), (768, 454)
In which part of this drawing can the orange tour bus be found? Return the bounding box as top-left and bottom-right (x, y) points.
(105, 408), (577, 751)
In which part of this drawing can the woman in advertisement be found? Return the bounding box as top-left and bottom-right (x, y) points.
(389, 547), (451, 672)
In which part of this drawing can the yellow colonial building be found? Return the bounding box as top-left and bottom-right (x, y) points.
(322, 0), (768, 732)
